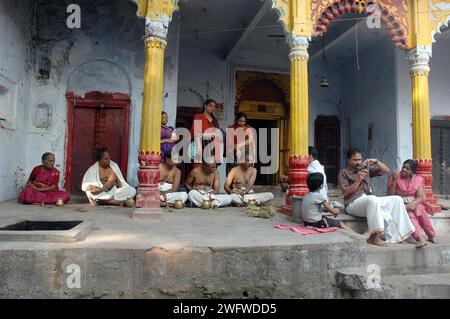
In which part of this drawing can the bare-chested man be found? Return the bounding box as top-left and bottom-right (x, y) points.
(225, 155), (274, 206)
(82, 148), (136, 206)
(159, 151), (188, 207)
(185, 162), (232, 208)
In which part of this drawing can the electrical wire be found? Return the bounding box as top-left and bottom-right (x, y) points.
(355, 20), (360, 71)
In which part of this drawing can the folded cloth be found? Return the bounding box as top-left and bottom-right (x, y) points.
(274, 224), (339, 235)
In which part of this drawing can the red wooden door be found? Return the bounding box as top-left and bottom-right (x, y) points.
(65, 92), (130, 194)
(314, 116), (341, 185)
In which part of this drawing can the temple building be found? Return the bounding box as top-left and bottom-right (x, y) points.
(1, 0), (449, 213)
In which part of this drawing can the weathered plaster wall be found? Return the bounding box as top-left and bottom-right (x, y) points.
(342, 37), (399, 195)
(27, 0), (147, 189)
(0, 0), (181, 200)
(430, 32), (450, 118)
(0, 0), (32, 201)
(309, 58), (344, 146)
(394, 48), (413, 169)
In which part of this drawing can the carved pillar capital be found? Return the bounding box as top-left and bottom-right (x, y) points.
(407, 46), (432, 76)
(145, 16), (169, 46)
(286, 35), (309, 61)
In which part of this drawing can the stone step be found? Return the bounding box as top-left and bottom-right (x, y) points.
(336, 210), (450, 235)
(336, 235), (450, 295)
(337, 269), (450, 299)
(366, 236), (450, 276)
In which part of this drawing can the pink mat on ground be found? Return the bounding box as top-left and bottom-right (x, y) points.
(274, 224), (339, 235)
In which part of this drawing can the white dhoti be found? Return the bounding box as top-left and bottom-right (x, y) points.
(188, 190), (232, 208)
(230, 190), (274, 206)
(158, 183), (188, 204)
(86, 185), (136, 203)
(347, 194), (415, 243)
(82, 161), (136, 204)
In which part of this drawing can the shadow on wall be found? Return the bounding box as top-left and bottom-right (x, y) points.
(67, 60), (131, 96)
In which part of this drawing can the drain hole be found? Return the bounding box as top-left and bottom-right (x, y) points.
(0, 221), (83, 231)
(243, 291), (248, 297)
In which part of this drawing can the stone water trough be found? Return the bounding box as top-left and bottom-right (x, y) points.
(0, 220), (93, 243)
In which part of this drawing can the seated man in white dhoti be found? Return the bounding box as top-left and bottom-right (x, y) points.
(224, 154), (274, 206)
(338, 148), (415, 247)
(185, 162), (232, 208)
(81, 148), (136, 206)
(159, 150), (188, 207)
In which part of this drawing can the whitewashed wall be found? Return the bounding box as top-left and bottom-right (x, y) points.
(0, 1), (32, 201)
(342, 37), (399, 195)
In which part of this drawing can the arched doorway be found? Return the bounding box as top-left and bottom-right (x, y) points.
(235, 71), (290, 186)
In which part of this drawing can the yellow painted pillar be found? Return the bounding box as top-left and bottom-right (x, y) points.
(140, 19), (168, 153)
(284, 34), (310, 204)
(409, 53), (431, 160)
(287, 35), (309, 157)
(407, 46), (441, 213)
(135, 17), (169, 212)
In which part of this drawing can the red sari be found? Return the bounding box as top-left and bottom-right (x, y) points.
(190, 113), (220, 138)
(18, 166), (70, 205)
(190, 113), (221, 166)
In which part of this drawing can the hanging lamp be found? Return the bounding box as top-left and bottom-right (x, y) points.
(320, 34), (330, 88)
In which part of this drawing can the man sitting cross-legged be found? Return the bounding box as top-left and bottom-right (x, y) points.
(185, 161), (232, 208)
(82, 148), (136, 206)
(158, 150), (188, 207)
(224, 154), (274, 206)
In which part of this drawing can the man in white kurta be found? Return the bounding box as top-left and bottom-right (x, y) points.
(81, 150), (136, 205)
(158, 152), (188, 206)
(185, 162), (232, 208)
(225, 155), (274, 206)
(338, 149), (414, 247)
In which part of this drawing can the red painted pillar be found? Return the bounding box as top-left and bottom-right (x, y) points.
(416, 159), (441, 214)
(135, 151), (161, 209)
(282, 156), (310, 216)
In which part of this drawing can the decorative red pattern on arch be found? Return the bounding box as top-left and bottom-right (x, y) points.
(311, 0), (409, 49)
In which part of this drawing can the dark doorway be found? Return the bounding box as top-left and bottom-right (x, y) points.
(175, 107), (202, 183)
(65, 92), (130, 194)
(247, 119), (277, 186)
(314, 116), (341, 185)
(431, 119), (450, 195)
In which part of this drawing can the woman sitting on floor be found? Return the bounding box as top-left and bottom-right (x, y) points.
(18, 152), (70, 206)
(81, 148), (136, 206)
(387, 159), (437, 248)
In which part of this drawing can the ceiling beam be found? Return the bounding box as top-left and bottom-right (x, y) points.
(224, 0), (271, 62)
(309, 19), (367, 63)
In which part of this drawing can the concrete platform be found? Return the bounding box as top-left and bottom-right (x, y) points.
(0, 199), (365, 299)
(1, 195), (449, 299)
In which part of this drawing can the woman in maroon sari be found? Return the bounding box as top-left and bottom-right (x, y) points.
(387, 159), (436, 248)
(161, 111), (177, 162)
(190, 99), (221, 165)
(18, 153), (70, 205)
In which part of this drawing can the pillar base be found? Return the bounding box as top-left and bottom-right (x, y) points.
(135, 151), (161, 210)
(416, 159), (442, 214)
(282, 155), (310, 216)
